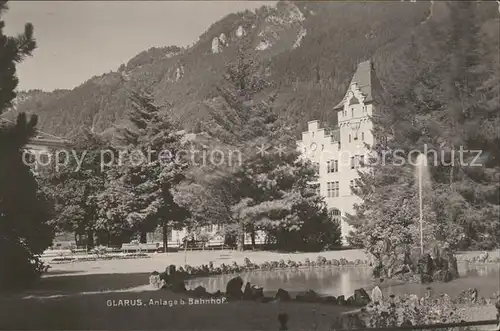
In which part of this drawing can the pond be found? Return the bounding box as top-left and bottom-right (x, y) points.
(187, 263), (500, 298)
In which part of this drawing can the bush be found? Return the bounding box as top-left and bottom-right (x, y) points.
(358, 293), (468, 329)
(0, 239), (48, 291)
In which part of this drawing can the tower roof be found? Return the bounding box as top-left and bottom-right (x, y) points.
(333, 60), (384, 110)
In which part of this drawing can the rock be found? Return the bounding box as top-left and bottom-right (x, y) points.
(371, 286), (383, 303)
(211, 37), (221, 53)
(354, 259), (363, 265)
(332, 259), (340, 266)
(295, 289), (321, 303)
(408, 294), (419, 307)
(226, 276), (244, 300)
(316, 256), (327, 265)
(258, 297), (274, 303)
(446, 252), (459, 279)
(337, 295), (346, 305)
(149, 271), (162, 289)
(193, 285), (209, 297)
(235, 25), (245, 37)
(346, 295), (355, 305)
(168, 279), (186, 293)
(322, 296), (337, 304)
(275, 288), (291, 301)
(478, 252), (489, 263)
(433, 269), (453, 283)
(418, 254), (435, 284)
(457, 288), (478, 304)
(211, 290), (224, 298)
(352, 288), (371, 306)
(243, 282), (264, 300)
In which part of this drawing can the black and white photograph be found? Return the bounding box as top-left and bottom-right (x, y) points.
(0, 0), (499, 330)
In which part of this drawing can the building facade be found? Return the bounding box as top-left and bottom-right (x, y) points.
(24, 136), (70, 175)
(297, 60), (381, 243)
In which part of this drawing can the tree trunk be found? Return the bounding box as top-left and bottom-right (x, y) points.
(86, 229), (94, 250)
(237, 224), (245, 251)
(162, 224), (169, 253)
(251, 229), (256, 250)
(139, 231), (147, 244)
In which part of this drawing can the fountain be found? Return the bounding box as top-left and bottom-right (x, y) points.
(415, 153), (430, 255)
(414, 152), (460, 283)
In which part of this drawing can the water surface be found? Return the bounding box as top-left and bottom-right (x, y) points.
(187, 263), (500, 298)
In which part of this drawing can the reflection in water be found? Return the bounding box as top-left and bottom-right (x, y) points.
(187, 263), (500, 298)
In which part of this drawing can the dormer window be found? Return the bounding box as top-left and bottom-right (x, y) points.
(349, 95), (360, 106)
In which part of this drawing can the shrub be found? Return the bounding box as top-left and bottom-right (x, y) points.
(358, 293), (469, 329)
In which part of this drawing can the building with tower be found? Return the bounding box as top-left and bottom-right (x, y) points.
(297, 60), (384, 243)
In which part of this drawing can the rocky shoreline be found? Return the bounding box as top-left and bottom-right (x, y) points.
(148, 256), (500, 309)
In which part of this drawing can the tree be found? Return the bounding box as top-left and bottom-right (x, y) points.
(97, 90), (190, 250)
(346, 2), (500, 279)
(41, 128), (113, 248)
(205, 38), (341, 251)
(0, 1), (53, 290)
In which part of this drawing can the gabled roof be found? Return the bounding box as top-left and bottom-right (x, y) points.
(333, 60), (384, 110)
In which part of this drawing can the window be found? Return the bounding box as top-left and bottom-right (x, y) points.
(329, 208), (342, 224)
(350, 179), (359, 194)
(359, 155), (365, 167)
(327, 159), (338, 173)
(350, 157), (355, 169)
(362, 132), (365, 141)
(349, 134), (351, 143)
(327, 181), (339, 197)
(321, 144), (324, 150)
(351, 108), (354, 117)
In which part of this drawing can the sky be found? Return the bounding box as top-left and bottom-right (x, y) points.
(4, 1), (274, 92)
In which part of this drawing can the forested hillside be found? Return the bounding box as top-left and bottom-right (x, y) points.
(6, 1), (500, 138)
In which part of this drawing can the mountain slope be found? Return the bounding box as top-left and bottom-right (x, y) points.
(10, 1), (500, 138)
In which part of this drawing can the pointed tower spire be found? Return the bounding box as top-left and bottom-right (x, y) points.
(333, 60), (383, 111)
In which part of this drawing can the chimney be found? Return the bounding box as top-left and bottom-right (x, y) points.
(308, 120), (319, 132)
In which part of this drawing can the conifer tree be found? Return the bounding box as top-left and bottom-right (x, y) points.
(98, 90), (189, 249)
(205, 38), (341, 251)
(0, 1), (53, 289)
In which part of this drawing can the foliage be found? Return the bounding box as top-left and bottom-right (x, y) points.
(358, 293), (468, 329)
(203, 39), (341, 251)
(96, 90), (190, 247)
(41, 129), (112, 248)
(0, 1), (53, 290)
(346, 2), (500, 263)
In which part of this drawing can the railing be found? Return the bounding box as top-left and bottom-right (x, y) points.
(277, 302), (500, 331)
